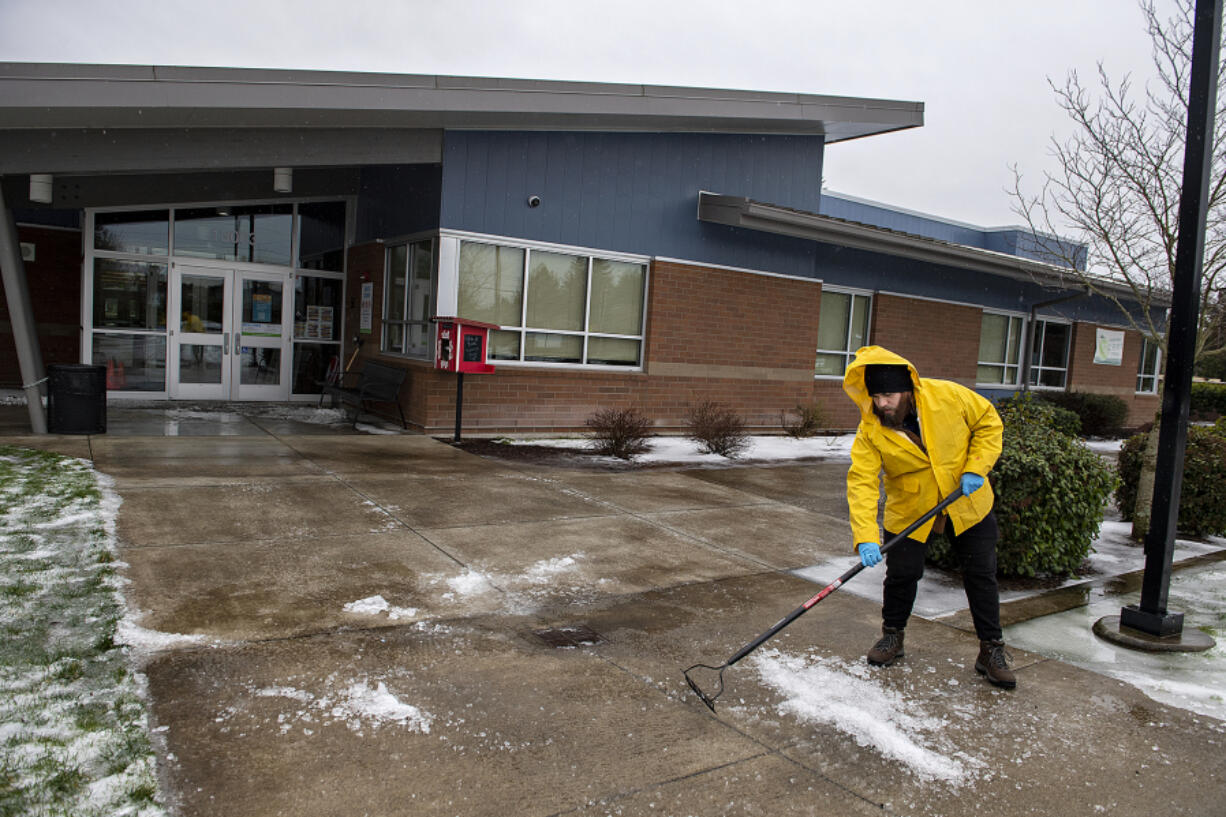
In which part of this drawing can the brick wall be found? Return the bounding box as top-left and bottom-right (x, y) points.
(869, 293), (982, 384)
(0, 225), (83, 387)
(342, 249), (1162, 435)
(1067, 321), (1160, 427)
(352, 253), (862, 433)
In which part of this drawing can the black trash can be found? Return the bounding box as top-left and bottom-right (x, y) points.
(47, 364), (107, 435)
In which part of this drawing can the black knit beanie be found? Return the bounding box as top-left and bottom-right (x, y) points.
(864, 364), (913, 396)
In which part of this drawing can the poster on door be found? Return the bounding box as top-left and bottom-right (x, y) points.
(253, 293), (273, 323)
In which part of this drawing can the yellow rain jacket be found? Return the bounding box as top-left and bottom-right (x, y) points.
(843, 346), (1003, 548)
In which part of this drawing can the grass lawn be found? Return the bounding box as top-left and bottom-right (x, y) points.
(0, 445), (166, 816)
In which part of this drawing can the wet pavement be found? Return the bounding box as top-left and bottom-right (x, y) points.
(2, 402), (1224, 816)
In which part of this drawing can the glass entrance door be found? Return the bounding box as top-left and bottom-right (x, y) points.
(169, 265), (289, 400)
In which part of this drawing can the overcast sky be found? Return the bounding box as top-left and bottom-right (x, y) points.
(0, 0), (1166, 228)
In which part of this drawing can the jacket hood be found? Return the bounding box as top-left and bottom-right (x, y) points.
(843, 346), (922, 421)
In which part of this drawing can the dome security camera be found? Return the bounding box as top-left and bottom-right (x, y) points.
(527, 195), (542, 208)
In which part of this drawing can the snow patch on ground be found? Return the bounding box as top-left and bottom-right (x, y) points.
(240, 678), (433, 735)
(754, 649), (984, 785)
(342, 594), (419, 620)
(509, 434), (856, 465)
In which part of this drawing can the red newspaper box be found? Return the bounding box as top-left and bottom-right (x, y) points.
(433, 317), (498, 374)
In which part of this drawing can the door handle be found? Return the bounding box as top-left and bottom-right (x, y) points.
(222, 332), (229, 355)
(235, 333), (242, 356)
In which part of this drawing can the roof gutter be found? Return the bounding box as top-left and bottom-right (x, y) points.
(697, 192), (1156, 305)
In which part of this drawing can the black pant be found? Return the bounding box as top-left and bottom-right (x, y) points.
(881, 510), (1002, 642)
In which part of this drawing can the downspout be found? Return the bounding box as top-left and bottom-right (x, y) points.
(0, 179), (48, 433)
(1020, 287), (1089, 392)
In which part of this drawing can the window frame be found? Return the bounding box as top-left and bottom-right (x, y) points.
(1028, 318), (1073, 390)
(976, 310), (1026, 388)
(381, 236), (437, 360)
(1136, 335), (1162, 394)
(448, 234), (650, 372)
(814, 285), (872, 380)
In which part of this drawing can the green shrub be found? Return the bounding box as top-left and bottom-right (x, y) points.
(1215, 415), (1226, 437)
(1194, 347), (1226, 381)
(1190, 382), (1226, 418)
(1038, 390), (1130, 437)
(1116, 425), (1226, 537)
(995, 392), (1081, 437)
(781, 401), (828, 438)
(685, 400), (750, 458)
(929, 402), (1117, 577)
(585, 407), (653, 460)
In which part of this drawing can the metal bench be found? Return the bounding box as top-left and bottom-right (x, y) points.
(322, 360), (408, 428)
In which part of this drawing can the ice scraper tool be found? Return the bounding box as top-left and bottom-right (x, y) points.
(683, 490), (963, 712)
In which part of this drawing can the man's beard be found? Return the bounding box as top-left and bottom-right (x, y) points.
(872, 395), (914, 430)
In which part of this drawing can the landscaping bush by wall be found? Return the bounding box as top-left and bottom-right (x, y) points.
(1116, 424), (1226, 537)
(1190, 381), (1226, 419)
(929, 393), (1116, 577)
(1038, 391), (1129, 437)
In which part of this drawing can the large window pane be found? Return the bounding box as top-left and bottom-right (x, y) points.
(1040, 323), (1071, 367)
(526, 251), (587, 331)
(174, 205), (293, 265)
(92, 259), (167, 330)
(1137, 337), (1161, 393)
(386, 245), (409, 323)
(816, 291), (851, 351)
(294, 275), (341, 342)
(816, 290), (870, 377)
(297, 201), (347, 272)
(240, 280), (283, 337)
(978, 313), (1022, 385)
(488, 329), (521, 360)
(458, 243), (524, 326)
(293, 343), (340, 394)
(92, 333), (166, 391)
(587, 337), (640, 366)
(180, 273), (225, 334)
(589, 260), (645, 335)
(1030, 320), (1070, 388)
(524, 332), (582, 363)
(94, 210), (169, 255)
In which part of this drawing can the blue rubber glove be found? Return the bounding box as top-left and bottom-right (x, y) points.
(961, 472), (985, 496)
(858, 542), (883, 568)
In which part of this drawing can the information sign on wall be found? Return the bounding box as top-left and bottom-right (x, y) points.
(359, 282), (373, 335)
(1094, 328), (1125, 366)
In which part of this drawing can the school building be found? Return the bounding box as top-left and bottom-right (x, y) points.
(0, 63), (1163, 434)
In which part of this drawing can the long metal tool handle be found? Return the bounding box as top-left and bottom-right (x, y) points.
(721, 490), (964, 669)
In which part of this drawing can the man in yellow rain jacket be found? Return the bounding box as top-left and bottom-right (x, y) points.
(843, 346), (1015, 688)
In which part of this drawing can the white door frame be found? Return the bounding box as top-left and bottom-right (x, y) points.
(168, 262), (290, 400)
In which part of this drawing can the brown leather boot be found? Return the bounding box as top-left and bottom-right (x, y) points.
(867, 626), (905, 666)
(975, 639), (1017, 688)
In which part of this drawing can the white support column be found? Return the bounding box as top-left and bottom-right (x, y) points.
(0, 180), (48, 433)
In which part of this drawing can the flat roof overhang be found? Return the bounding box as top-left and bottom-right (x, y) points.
(0, 62), (922, 175)
(697, 192), (1168, 306)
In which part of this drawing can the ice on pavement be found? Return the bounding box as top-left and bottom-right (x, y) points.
(1006, 562), (1226, 722)
(754, 648), (983, 785)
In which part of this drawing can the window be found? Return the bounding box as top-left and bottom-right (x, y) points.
(1137, 336), (1162, 393)
(173, 205), (293, 266)
(1029, 319), (1071, 388)
(456, 240), (646, 367)
(383, 239), (435, 358)
(815, 288), (871, 377)
(977, 312), (1024, 385)
(292, 274), (343, 394)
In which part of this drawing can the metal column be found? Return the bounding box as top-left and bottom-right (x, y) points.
(1120, 0), (1223, 637)
(0, 179), (48, 434)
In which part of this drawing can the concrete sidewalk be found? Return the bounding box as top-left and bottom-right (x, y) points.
(3, 410), (1224, 816)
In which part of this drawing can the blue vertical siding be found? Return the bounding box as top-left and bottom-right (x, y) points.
(439, 131), (824, 274)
